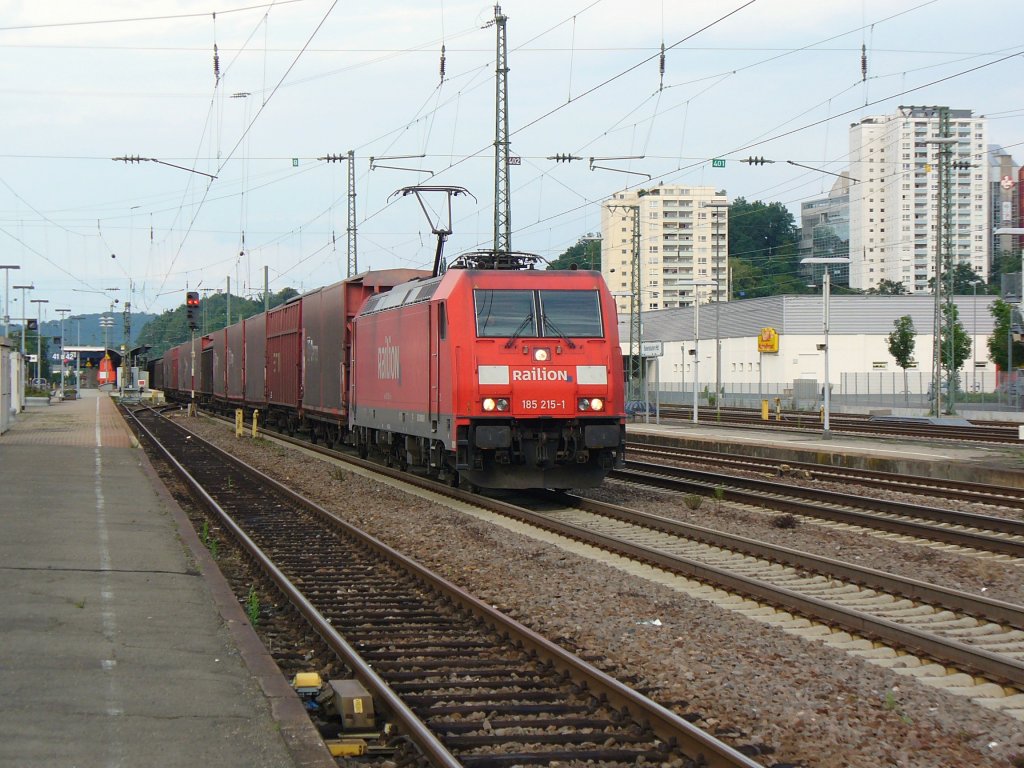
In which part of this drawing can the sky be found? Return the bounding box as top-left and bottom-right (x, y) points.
(1, 0), (1023, 322)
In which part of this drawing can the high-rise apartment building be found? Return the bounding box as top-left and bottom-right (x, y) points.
(799, 176), (851, 286)
(600, 184), (728, 315)
(848, 106), (988, 294)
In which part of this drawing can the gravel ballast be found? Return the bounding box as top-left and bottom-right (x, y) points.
(171, 414), (1024, 768)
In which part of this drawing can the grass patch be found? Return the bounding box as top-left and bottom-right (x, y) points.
(245, 586), (260, 625)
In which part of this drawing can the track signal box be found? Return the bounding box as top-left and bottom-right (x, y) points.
(186, 291), (199, 330)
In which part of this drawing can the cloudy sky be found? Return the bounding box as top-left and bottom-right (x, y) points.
(2, 0), (1022, 320)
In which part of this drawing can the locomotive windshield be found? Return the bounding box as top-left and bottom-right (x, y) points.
(475, 289), (603, 338)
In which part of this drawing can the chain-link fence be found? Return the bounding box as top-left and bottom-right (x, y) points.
(646, 369), (1023, 414)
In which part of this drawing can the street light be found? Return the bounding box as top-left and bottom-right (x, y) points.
(679, 279), (717, 423)
(55, 309), (71, 397)
(100, 315), (115, 353)
(0, 264), (20, 338)
(29, 298), (48, 386)
(801, 257), (851, 439)
(71, 315), (84, 391)
(702, 200), (729, 418)
(13, 283), (32, 405)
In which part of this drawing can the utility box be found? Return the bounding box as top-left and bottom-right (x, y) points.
(325, 679), (375, 731)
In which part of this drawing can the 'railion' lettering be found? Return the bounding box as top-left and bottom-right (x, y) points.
(377, 337), (400, 380)
(512, 368), (569, 382)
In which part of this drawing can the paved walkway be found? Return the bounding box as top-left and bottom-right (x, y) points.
(0, 390), (332, 768)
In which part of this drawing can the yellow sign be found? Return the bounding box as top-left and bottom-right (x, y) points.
(757, 326), (779, 353)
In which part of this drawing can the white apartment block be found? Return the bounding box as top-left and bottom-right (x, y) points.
(848, 106), (989, 294)
(600, 184), (728, 315)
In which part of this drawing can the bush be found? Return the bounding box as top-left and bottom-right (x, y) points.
(683, 494), (704, 510)
(25, 386), (50, 397)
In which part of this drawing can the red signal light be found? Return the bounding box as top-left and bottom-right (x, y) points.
(186, 291), (199, 329)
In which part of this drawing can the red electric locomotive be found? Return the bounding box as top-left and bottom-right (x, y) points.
(349, 253), (626, 489)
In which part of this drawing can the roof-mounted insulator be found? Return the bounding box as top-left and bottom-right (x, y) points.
(659, 42), (665, 91)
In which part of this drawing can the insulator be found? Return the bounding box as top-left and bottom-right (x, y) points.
(439, 44), (446, 82)
(659, 43), (665, 76)
(861, 43), (867, 82)
(213, 43), (220, 83)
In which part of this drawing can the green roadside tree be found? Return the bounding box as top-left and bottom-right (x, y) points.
(546, 237), (602, 271)
(939, 302), (972, 410)
(871, 279), (907, 295)
(986, 299), (1024, 374)
(886, 315), (916, 405)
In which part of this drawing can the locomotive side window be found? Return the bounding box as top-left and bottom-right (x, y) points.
(475, 290), (536, 338)
(538, 290), (603, 337)
(438, 302), (447, 339)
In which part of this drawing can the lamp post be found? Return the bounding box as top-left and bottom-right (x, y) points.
(71, 315), (83, 390)
(1, 264), (19, 338)
(55, 308), (71, 397)
(13, 283), (32, 405)
(679, 279), (717, 423)
(702, 200), (730, 418)
(29, 298), (48, 385)
(801, 257), (851, 439)
(100, 315), (114, 353)
(970, 280), (983, 394)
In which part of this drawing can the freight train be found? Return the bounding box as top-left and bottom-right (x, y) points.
(151, 253), (626, 489)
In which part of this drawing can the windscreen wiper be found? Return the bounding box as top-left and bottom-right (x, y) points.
(503, 313), (535, 348)
(541, 315), (577, 349)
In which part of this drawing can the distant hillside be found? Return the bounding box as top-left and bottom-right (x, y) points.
(135, 288), (298, 359)
(33, 312), (157, 349)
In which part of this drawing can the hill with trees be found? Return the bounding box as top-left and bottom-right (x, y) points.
(135, 288), (299, 359)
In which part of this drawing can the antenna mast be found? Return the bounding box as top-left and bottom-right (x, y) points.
(492, 5), (511, 255)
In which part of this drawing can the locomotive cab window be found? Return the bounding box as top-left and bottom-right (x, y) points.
(538, 290), (603, 337)
(474, 289), (602, 339)
(475, 290), (536, 338)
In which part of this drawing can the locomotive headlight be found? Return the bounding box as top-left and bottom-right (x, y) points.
(577, 398), (590, 411)
(533, 348), (551, 362)
(496, 398), (509, 411)
(483, 397), (510, 412)
(590, 397), (604, 411)
(483, 398), (497, 412)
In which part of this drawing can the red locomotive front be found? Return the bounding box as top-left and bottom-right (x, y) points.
(350, 264), (625, 489)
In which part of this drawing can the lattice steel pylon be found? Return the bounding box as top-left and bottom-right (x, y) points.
(492, 5), (511, 255)
(347, 149), (357, 277)
(318, 152), (358, 277)
(607, 202), (643, 402)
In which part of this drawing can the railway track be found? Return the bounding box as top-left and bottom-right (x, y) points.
(610, 460), (1024, 559)
(653, 405), (1023, 444)
(507, 492), (1024, 702)
(160, 408), (1024, 713)
(625, 441), (1024, 507)
(125, 406), (760, 768)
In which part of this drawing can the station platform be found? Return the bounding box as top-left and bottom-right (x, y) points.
(627, 418), (1024, 490)
(0, 390), (333, 768)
